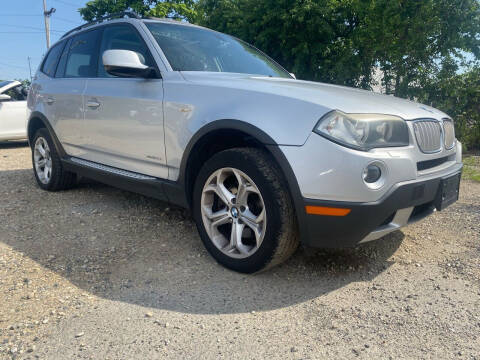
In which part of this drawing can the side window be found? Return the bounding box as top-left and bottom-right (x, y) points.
(41, 41), (64, 77)
(98, 25), (153, 78)
(65, 29), (101, 78)
(55, 38), (72, 78)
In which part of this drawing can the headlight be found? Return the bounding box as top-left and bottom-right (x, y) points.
(313, 110), (410, 151)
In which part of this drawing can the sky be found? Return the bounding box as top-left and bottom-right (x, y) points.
(0, 0), (88, 81)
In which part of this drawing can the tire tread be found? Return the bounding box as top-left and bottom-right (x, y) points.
(238, 148), (298, 271)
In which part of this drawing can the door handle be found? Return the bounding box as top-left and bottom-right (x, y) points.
(86, 100), (100, 109)
(46, 97), (55, 105)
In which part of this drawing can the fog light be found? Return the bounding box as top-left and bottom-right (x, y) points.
(363, 164), (382, 183)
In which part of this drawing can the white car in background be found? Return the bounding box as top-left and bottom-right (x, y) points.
(0, 80), (28, 141)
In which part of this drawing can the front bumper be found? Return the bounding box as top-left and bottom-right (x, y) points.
(279, 130), (463, 248)
(301, 167), (462, 248)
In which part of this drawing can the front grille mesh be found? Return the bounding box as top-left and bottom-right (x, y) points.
(443, 119), (455, 149)
(413, 120), (442, 153)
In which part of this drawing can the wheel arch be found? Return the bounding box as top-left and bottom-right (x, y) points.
(27, 112), (66, 157)
(179, 120), (308, 240)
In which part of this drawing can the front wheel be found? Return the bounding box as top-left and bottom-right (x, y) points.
(193, 148), (299, 273)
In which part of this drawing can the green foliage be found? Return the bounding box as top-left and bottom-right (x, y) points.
(419, 67), (480, 150)
(79, 0), (196, 22)
(150, 0), (197, 21)
(15, 79), (31, 87)
(359, 0), (480, 98)
(196, 0), (480, 94)
(463, 156), (480, 182)
(196, 0), (376, 88)
(79, 0), (150, 21)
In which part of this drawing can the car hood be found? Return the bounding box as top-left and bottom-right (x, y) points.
(180, 72), (449, 121)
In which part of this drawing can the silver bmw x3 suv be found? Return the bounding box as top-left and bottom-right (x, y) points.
(27, 13), (462, 273)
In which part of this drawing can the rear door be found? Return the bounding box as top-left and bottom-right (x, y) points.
(52, 29), (102, 157)
(32, 41), (65, 140)
(82, 23), (167, 179)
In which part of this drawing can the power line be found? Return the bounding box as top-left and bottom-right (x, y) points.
(0, 61), (30, 70)
(52, 16), (83, 25)
(52, 0), (81, 8)
(0, 23), (67, 33)
(0, 15), (82, 24)
(1, 57), (40, 62)
(0, 14), (43, 17)
(0, 31), (45, 33)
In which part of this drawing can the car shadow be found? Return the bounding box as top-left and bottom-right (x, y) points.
(1, 168), (404, 315)
(0, 140), (29, 149)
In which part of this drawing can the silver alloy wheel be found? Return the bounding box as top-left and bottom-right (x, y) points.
(201, 167), (267, 259)
(33, 137), (52, 185)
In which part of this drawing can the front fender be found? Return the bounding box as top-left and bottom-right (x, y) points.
(162, 75), (328, 178)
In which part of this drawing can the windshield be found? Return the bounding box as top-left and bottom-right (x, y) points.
(145, 22), (291, 78)
(0, 80), (14, 88)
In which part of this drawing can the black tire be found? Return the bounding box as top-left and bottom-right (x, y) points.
(193, 147), (299, 273)
(32, 128), (76, 191)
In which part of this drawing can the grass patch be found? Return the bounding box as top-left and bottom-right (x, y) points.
(463, 155), (480, 182)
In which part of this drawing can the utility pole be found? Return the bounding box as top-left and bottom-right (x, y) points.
(27, 57), (33, 83)
(42, 0), (56, 49)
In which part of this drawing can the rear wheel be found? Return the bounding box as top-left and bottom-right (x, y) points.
(193, 148), (298, 273)
(32, 128), (76, 191)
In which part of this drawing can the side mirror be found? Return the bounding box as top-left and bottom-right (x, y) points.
(0, 94), (11, 102)
(102, 49), (157, 79)
(289, 73), (296, 79)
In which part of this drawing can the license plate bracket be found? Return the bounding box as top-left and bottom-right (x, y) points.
(435, 172), (461, 211)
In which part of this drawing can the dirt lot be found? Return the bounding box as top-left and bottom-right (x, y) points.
(0, 141), (479, 360)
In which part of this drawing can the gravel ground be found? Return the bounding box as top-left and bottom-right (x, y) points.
(0, 141), (479, 360)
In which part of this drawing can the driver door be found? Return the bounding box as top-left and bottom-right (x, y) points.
(82, 23), (167, 179)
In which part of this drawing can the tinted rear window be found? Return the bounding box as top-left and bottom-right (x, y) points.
(55, 38), (72, 78)
(41, 42), (64, 77)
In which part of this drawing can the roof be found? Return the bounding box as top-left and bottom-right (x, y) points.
(60, 11), (202, 41)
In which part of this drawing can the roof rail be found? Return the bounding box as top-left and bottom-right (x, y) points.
(61, 11), (141, 39)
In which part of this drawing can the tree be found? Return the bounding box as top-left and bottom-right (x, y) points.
(359, 0), (480, 98)
(15, 79), (31, 87)
(79, 0), (197, 22)
(149, 0), (196, 21)
(419, 66), (480, 150)
(196, 0), (377, 88)
(196, 0), (480, 96)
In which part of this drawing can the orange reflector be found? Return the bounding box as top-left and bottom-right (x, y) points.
(305, 206), (351, 216)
